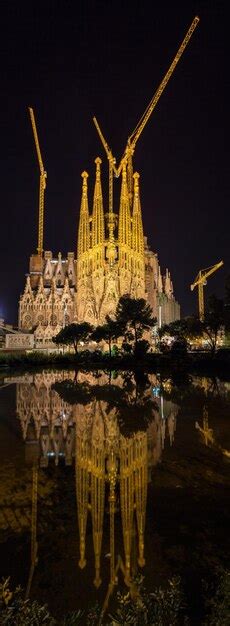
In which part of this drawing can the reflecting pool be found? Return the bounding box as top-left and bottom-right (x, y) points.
(0, 369), (229, 621)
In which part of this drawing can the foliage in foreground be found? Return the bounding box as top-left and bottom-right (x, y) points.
(108, 575), (185, 625)
(0, 578), (55, 625)
(203, 569), (230, 626)
(0, 576), (184, 625)
(1, 570), (230, 625)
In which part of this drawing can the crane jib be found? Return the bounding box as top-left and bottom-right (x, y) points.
(93, 17), (199, 177)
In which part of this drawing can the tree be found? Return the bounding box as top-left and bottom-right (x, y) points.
(115, 295), (156, 354)
(159, 296), (224, 356)
(224, 275), (230, 335)
(202, 294), (224, 355)
(159, 319), (191, 344)
(91, 315), (122, 359)
(53, 322), (93, 353)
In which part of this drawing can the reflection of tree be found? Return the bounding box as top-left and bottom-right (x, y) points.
(162, 373), (206, 403)
(16, 369), (178, 469)
(161, 373), (230, 415)
(53, 379), (92, 406)
(53, 370), (158, 431)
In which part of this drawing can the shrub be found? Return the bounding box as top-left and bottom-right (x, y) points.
(0, 578), (55, 625)
(203, 569), (230, 626)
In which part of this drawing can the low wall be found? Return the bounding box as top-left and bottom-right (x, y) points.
(5, 333), (34, 350)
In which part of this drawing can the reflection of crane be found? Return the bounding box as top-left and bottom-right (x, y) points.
(94, 16), (199, 204)
(25, 463), (38, 599)
(29, 107), (47, 257)
(195, 406), (230, 458)
(190, 261), (224, 320)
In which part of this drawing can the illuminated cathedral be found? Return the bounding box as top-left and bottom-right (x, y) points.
(18, 158), (180, 343)
(16, 17), (204, 347)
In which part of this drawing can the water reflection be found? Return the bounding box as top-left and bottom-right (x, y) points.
(196, 405), (230, 459)
(16, 370), (178, 468)
(1, 368), (229, 619)
(14, 370), (178, 606)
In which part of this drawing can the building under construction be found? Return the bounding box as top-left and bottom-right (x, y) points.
(19, 160), (180, 340)
(18, 158), (180, 345)
(18, 18), (200, 344)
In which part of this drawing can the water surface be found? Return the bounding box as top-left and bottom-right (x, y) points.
(0, 368), (229, 621)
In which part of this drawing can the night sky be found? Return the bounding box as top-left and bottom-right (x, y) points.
(0, 0), (229, 323)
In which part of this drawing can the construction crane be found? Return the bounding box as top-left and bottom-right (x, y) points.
(190, 260), (224, 320)
(29, 107), (47, 257)
(93, 116), (116, 214)
(93, 16), (199, 204)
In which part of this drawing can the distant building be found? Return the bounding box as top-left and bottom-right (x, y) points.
(0, 317), (5, 348)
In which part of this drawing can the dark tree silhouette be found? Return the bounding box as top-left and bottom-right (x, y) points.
(115, 295), (156, 353)
(91, 315), (123, 358)
(202, 294), (224, 355)
(159, 296), (224, 356)
(53, 322), (93, 353)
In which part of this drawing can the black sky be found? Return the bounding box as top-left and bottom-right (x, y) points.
(0, 0), (229, 323)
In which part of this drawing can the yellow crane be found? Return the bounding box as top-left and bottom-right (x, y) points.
(93, 116), (116, 214)
(190, 260), (224, 320)
(93, 16), (199, 204)
(29, 107), (47, 257)
(116, 16), (199, 179)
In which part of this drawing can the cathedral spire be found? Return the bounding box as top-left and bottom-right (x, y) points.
(132, 172), (144, 255)
(130, 172), (145, 298)
(118, 166), (131, 262)
(92, 157), (105, 250)
(165, 268), (171, 297)
(77, 171), (90, 259)
(158, 266), (163, 293)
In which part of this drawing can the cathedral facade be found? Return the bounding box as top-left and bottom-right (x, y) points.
(19, 158), (180, 345)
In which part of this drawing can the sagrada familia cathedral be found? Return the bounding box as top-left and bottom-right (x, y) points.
(18, 158), (180, 346)
(17, 16), (204, 348)
(16, 16), (203, 348)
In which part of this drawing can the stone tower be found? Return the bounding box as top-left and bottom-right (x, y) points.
(75, 160), (147, 326)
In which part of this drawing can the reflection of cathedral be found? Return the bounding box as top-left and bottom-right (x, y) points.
(15, 370), (178, 602)
(16, 370), (178, 469)
(18, 158), (180, 343)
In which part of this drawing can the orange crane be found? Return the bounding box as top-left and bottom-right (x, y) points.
(93, 16), (199, 205)
(190, 261), (224, 320)
(29, 108), (47, 257)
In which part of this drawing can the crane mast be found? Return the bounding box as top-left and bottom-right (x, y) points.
(93, 116), (117, 215)
(190, 260), (224, 320)
(29, 107), (47, 257)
